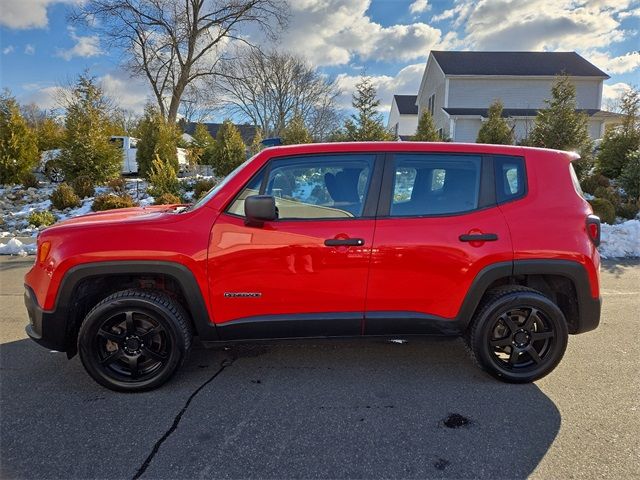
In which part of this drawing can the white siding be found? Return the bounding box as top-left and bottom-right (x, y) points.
(453, 118), (482, 143)
(416, 58), (448, 136)
(448, 77), (602, 110)
(387, 99), (418, 137)
(588, 119), (604, 140)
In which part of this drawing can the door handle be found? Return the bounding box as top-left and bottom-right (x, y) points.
(459, 233), (498, 242)
(324, 238), (365, 247)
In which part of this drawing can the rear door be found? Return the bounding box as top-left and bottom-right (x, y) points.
(364, 152), (514, 334)
(208, 153), (383, 340)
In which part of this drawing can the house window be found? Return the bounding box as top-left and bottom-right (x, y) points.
(428, 93), (436, 116)
(437, 128), (443, 139)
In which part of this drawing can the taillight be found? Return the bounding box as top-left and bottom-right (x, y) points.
(586, 215), (601, 247)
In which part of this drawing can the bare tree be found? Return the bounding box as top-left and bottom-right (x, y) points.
(217, 49), (340, 138)
(75, 0), (288, 123)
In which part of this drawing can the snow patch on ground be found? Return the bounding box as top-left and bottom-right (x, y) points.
(599, 220), (640, 258)
(0, 238), (37, 256)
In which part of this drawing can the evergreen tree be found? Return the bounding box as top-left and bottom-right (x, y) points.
(188, 123), (215, 165)
(135, 105), (180, 176)
(0, 92), (39, 184)
(412, 111), (440, 141)
(37, 117), (65, 152)
(530, 74), (593, 178)
(339, 76), (393, 141)
(281, 114), (313, 145)
(211, 120), (246, 176)
(57, 75), (122, 182)
(596, 88), (640, 179)
(249, 128), (264, 156)
(476, 100), (514, 145)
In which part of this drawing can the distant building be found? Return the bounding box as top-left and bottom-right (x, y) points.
(387, 94), (419, 140)
(182, 122), (258, 145)
(391, 51), (621, 143)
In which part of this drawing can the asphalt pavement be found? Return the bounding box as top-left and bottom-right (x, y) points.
(1, 256), (638, 479)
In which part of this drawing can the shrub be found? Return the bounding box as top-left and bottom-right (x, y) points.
(194, 179), (215, 199)
(108, 176), (127, 194)
(615, 200), (640, 220)
(147, 155), (180, 197)
(154, 192), (182, 205)
(28, 210), (56, 227)
(580, 173), (610, 195)
(211, 120), (246, 176)
(619, 149), (640, 201)
(21, 172), (39, 189)
(92, 194), (136, 211)
(135, 105), (180, 176)
(70, 175), (95, 198)
(50, 183), (81, 210)
(0, 93), (39, 184)
(593, 185), (621, 207)
(588, 198), (616, 224)
(476, 100), (514, 145)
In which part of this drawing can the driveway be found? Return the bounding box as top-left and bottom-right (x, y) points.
(1, 256), (638, 479)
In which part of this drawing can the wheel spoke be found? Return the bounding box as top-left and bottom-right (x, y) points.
(97, 328), (124, 343)
(490, 337), (512, 348)
(525, 345), (542, 364)
(127, 355), (140, 378)
(141, 346), (167, 363)
(141, 326), (162, 343)
(125, 311), (135, 335)
(100, 350), (123, 366)
(531, 331), (554, 342)
(523, 308), (540, 331)
(509, 347), (521, 365)
(500, 314), (518, 334)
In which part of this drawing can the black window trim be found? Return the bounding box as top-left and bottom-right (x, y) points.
(224, 151), (385, 222)
(377, 152), (497, 219)
(494, 154), (528, 205)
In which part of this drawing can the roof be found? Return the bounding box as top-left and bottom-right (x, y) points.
(183, 122), (258, 145)
(443, 107), (602, 117)
(393, 95), (418, 115)
(431, 51), (609, 78)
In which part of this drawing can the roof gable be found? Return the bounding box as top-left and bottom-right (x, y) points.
(393, 95), (418, 115)
(431, 51), (609, 78)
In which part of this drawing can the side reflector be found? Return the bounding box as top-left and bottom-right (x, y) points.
(38, 241), (51, 263)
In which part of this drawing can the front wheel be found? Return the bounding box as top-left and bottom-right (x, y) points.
(78, 289), (192, 392)
(468, 287), (568, 383)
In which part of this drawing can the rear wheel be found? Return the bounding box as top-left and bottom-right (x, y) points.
(78, 289), (192, 392)
(468, 287), (568, 383)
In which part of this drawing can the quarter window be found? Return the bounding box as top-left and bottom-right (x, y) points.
(391, 154), (482, 216)
(494, 156), (526, 203)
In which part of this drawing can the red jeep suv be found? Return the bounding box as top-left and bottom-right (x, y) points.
(24, 142), (602, 391)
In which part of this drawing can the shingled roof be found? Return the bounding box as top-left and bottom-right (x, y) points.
(183, 122), (258, 145)
(431, 51), (609, 78)
(393, 95), (418, 115)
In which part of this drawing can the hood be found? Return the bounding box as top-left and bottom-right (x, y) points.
(49, 204), (182, 229)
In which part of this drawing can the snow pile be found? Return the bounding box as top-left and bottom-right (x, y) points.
(0, 238), (37, 257)
(599, 220), (640, 259)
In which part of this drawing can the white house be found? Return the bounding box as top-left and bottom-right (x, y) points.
(411, 51), (620, 143)
(387, 95), (419, 139)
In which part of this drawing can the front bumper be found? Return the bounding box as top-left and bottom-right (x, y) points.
(24, 285), (68, 352)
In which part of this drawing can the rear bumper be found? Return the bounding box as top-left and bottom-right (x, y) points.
(24, 285), (68, 352)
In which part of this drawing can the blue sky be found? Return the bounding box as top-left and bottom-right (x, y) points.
(1, 0), (639, 119)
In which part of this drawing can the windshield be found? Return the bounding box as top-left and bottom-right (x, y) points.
(190, 156), (256, 210)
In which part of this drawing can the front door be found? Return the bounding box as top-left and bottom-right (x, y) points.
(364, 152), (514, 334)
(208, 153), (382, 340)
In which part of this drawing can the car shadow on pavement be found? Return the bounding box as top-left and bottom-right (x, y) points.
(1, 336), (560, 480)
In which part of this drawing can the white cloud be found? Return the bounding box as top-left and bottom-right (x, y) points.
(586, 50), (640, 75)
(24, 44), (35, 55)
(55, 27), (102, 61)
(3, 46), (15, 55)
(602, 82), (633, 110)
(279, 0), (444, 66)
(409, 0), (430, 15)
(0, 0), (80, 30)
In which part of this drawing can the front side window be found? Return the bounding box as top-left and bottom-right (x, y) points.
(228, 154), (375, 220)
(391, 154), (482, 216)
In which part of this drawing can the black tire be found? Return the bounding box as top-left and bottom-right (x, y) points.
(78, 289), (192, 392)
(468, 286), (568, 383)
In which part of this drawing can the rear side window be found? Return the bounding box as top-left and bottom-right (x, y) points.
(494, 156), (526, 203)
(391, 154), (482, 216)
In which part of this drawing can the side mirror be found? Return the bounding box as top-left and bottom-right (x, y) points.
(244, 195), (278, 226)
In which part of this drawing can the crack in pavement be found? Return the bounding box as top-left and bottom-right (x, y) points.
(132, 357), (235, 480)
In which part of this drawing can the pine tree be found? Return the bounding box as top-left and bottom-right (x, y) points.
(249, 128), (264, 156)
(0, 92), (39, 184)
(339, 76), (393, 141)
(57, 75), (122, 182)
(188, 123), (215, 165)
(413, 111), (440, 141)
(477, 100), (514, 145)
(530, 75), (593, 178)
(596, 88), (640, 179)
(37, 117), (65, 152)
(281, 114), (312, 145)
(211, 120), (246, 176)
(135, 105), (180, 176)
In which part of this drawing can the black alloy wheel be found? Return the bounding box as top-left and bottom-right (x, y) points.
(78, 289), (192, 392)
(469, 286), (569, 383)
